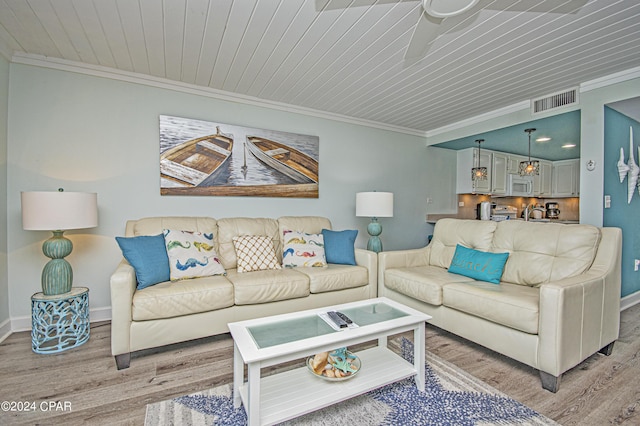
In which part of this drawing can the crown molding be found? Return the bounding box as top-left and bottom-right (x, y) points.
(425, 100), (530, 140)
(580, 66), (640, 93)
(10, 52), (426, 138)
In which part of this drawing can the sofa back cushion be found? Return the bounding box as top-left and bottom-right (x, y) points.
(278, 216), (332, 237)
(429, 219), (497, 268)
(217, 218), (280, 269)
(492, 221), (601, 286)
(127, 217), (218, 239)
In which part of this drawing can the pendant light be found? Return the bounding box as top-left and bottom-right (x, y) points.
(519, 128), (540, 176)
(471, 139), (487, 181)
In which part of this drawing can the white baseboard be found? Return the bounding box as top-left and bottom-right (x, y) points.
(9, 306), (112, 333)
(620, 292), (640, 311)
(0, 318), (11, 344)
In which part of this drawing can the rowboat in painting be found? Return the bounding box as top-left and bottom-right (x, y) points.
(161, 127), (234, 187)
(246, 136), (318, 183)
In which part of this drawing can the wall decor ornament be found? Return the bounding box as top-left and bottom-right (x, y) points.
(618, 126), (639, 204)
(159, 115), (319, 198)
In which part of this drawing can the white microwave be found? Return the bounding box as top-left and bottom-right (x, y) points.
(507, 174), (534, 196)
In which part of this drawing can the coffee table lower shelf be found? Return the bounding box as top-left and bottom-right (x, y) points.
(237, 346), (418, 425)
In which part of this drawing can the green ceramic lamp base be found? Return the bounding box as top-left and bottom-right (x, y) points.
(41, 230), (73, 295)
(366, 218), (383, 253)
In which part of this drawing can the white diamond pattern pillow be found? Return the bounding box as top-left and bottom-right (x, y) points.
(282, 230), (327, 268)
(163, 229), (226, 281)
(232, 235), (282, 273)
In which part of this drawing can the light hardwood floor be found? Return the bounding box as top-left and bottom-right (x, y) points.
(1, 304), (639, 425)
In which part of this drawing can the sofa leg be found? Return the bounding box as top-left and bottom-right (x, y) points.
(539, 371), (561, 393)
(598, 341), (615, 356)
(115, 353), (131, 370)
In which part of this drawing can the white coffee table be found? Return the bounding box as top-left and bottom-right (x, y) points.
(228, 297), (431, 426)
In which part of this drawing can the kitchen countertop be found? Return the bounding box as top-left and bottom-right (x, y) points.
(426, 214), (579, 225)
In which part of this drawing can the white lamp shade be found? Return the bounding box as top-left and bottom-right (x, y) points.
(356, 192), (394, 218)
(21, 191), (98, 231)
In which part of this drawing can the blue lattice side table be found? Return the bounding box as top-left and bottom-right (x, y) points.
(31, 287), (90, 354)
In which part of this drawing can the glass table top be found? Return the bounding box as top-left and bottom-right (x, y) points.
(246, 301), (409, 349)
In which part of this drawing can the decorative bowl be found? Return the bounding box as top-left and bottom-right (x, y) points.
(306, 350), (361, 381)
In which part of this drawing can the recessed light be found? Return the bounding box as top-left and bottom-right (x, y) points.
(562, 143), (576, 149)
(536, 137), (551, 142)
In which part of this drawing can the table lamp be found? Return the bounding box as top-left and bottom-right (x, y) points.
(21, 189), (98, 295)
(356, 191), (394, 253)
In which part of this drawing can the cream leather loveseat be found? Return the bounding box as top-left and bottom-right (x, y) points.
(378, 218), (622, 392)
(110, 216), (377, 369)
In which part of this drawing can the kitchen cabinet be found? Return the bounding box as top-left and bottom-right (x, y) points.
(491, 152), (508, 195)
(534, 160), (553, 196)
(507, 154), (526, 174)
(552, 159), (580, 197)
(456, 148), (492, 194)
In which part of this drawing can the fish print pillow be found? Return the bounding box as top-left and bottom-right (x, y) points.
(282, 230), (327, 268)
(163, 229), (226, 281)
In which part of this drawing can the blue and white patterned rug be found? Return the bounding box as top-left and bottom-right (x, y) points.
(145, 339), (557, 425)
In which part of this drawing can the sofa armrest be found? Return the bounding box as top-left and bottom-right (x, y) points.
(538, 227), (622, 376)
(377, 246), (430, 296)
(110, 259), (136, 356)
(355, 248), (378, 298)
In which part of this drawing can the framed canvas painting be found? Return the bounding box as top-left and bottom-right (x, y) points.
(159, 115), (319, 197)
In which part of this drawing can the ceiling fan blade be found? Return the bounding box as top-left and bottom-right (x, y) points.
(404, 11), (442, 60)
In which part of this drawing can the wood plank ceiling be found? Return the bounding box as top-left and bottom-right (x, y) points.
(0, 0), (639, 134)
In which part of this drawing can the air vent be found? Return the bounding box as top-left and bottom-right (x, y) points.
(531, 88), (579, 114)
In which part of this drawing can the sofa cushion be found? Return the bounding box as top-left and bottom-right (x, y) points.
(163, 229), (226, 280)
(278, 216), (332, 238)
(428, 219), (497, 269)
(233, 235), (282, 273)
(130, 217), (218, 240)
(322, 229), (358, 265)
(132, 275), (234, 321)
(217, 218), (280, 269)
(448, 244), (509, 284)
(282, 230), (327, 268)
(492, 221), (601, 286)
(115, 234), (170, 290)
(384, 266), (475, 305)
(295, 264), (368, 293)
(226, 268), (310, 305)
(443, 281), (540, 334)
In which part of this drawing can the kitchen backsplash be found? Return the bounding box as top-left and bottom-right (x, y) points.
(456, 194), (580, 221)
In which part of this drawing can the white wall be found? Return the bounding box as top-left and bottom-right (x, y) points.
(0, 55), (9, 337)
(6, 63), (449, 323)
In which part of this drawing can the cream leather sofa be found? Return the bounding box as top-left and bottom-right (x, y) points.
(110, 216), (377, 369)
(378, 218), (622, 392)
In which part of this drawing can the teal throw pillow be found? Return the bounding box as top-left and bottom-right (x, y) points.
(321, 229), (358, 265)
(116, 234), (170, 290)
(448, 244), (509, 284)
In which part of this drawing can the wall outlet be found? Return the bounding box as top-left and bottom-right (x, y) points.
(604, 195), (611, 209)
(635, 259), (640, 272)
(426, 197), (433, 204)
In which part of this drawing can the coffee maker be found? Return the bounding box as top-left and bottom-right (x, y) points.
(545, 202), (560, 219)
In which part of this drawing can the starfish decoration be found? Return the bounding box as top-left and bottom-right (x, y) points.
(330, 347), (359, 374)
(369, 339), (543, 426)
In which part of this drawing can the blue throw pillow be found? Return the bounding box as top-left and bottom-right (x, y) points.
(448, 244), (509, 284)
(322, 229), (358, 265)
(116, 234), (170, 290)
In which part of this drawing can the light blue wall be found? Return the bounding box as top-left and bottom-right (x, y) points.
(6, 63), (450, 320)
(604, 107), (640, 297)
(0, 54), (9, 334)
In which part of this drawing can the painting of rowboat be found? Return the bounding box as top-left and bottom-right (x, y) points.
(160, 115), (319, 197)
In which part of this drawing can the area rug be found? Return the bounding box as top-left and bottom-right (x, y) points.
(145, 338), (557, 425)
